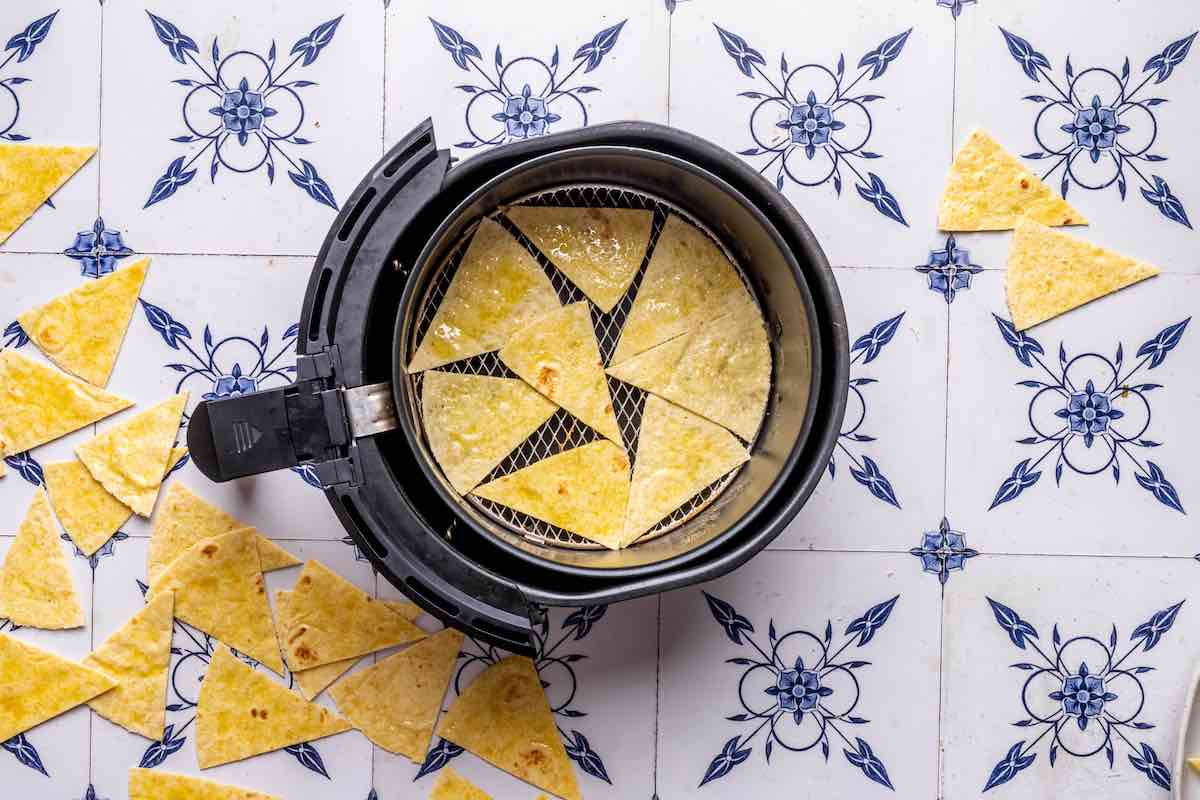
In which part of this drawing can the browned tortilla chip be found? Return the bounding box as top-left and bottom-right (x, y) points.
(0, 632), (116, 743)
(85, 591), (174, 739)
(0, 143), (95, 244)
(128, 768), (281, 800)
(0, 490), (84, 628)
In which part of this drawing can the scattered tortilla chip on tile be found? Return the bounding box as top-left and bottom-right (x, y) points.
(84, 591), (174, 740)
(148, 527), (284, 675)
(0, 349), (132, 455)
(611, 214), (750, 365)
(0, 490), (85, 628)
(0, 632), (116, 743)
(1006, 217), (1161, 330)
(281, 560), (425, 670)
(196, 645), (351, 768)
(506, 206), (653, 313)
(166, 446), (189, 474)
(330, 627), (464, 761)
(44, 459), (132, 556)
(148, 483), (298, 584)
(0, 143), (95, 245)
(500, 302), (621, 445)
(623, 396), (750, 546)
(422, 371), (557, 495)
(472, 441), (631, 549)
(429, 767), (492, 800)
(128, 768), (281, 800)
(18, 256), (150, 387)
(938, 129), (1086, 231)
(605, 330), (690, 392)
(408, 217), (560, 372)
(437, 656), (581, 800)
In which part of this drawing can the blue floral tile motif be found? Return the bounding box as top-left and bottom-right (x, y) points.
(415, 606), (612, 787)
(910, 517), (977, 584)
(76, 786), (106, 800)
(429, 18), (626, 151)
(915, 235), (982, 304)
(61, 531), (128, 573)
(989, 316), (1188, 513)
(2, 731), (46, 776)
(938, 0), (976, 18)
(63, 218), (134, 279)
(3, 451), (43, 487)
(697, 592), (898, 790)
(981, 598), (1181, 792)
(830, 313), (904, 507)
(1001, 28), (1196, 228)
(142, 11), (342, 209)
(714, 24), (911, 225)
(0, 11), (57, 142)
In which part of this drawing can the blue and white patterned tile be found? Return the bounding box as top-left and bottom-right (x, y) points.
(668, 0), (954, 267)
(954, 0), (1200, 272)
(385, 0), (669, 157)
(947, 271), (1198, 556)
(657, 551), (940, 799)
(0, 1), (101, 254)
(777, 267), (948, 551)
(99, 0), (384, 256)
(941, 554), (1197, 799)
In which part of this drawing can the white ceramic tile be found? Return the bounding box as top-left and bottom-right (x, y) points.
(668, 0), (954, 267)
(942, 554), (1197, 799)
(947, 271), (1199, 556)
(385, 0), (669, 157)
(657, 551), (940, 799)
(778, 267), (949, 551)
(954, 0), (1200, 273)
(99, 0), (384, 256)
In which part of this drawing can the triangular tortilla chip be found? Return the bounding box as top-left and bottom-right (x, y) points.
(472, 440), (630, 550)
(44, 459), (132, 556)
(0, 632), (116, 742)
(1006, 217), (1160, 330)
(430, 767), (492, 800)
(408, 217), (560, 372)
(0, 490), (84, 628)
(0, 143), (95, 245)
(611, 214), (750, 365)
(500, 302), (621, 444)
(76, 392), (187, 516)
(18, 257), (150, 387)
(196, 645), (351, 768)
(84, 591), (174, 739)
(330, 627), (464, 760)
(422, 371), (557, 494)
(148, 527), (284, 675)
(506, 206), (653, 313)
(604, 331), (690, 391)
(281, 560), (425, 670)
(437, 656), (581, 800)
(0, 349), (132, 455)
(129, 768), (281, 800)
(623, 396), (749, 545)
(939, 129), (1086, 231)
(148, 483), (298, 584)
(166, 446), (188, 473)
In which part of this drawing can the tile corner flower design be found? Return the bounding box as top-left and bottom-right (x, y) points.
(63, 217), (135, 278)
(910, 517), (977, 583)
(915, 235), (982, 304)
(0, 10), (58, 142)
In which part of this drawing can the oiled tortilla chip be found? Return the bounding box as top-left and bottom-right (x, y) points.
(128, 768), (281, 800)
(85, 591), (174, 739)
(44, 459), (132, 556)
(437, 656), (581, 800)
(430, 767), (492, 800)
(0, 490), (85, 628)
(1006, 217), (1160, 330)
(0, 632), (116, 743)
(472, 440), (630, 549)
(0, 143), (95, 245)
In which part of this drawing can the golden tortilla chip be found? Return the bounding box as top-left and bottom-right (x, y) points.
(437, 656), (580, 800)
(0, 143), (95, 245)
(500, 302), (621, 444)
(409, 217), (560, 372)
(0, 632), (116, 742)
(18, 256), (150, 387)
(429, 767), (492, 800)
(506, 206), (653, 313)
(0, 490), (84, 628)
(84, 591), (174, 739)
(129, 768), (281, 800)
(422, 371), (557, 494)
(167, 446), (188, 472)
(281, 560), (425, 670)
(196, 645), (351, 768)
(1006, 217), (1160, 330)
(330, 627), (464, 761)
(472, 440), (630, 550)
(148, 527), (284, 675)
(939, 129), (1086, 231)
(44, 459), (132, 556)
(623, 396), (749, 545)
(148, 483), (298, 584)
(611, 214), (750, 365)
(0, 349), (132, 455)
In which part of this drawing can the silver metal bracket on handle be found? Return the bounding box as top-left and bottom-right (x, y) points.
(342, 382), (399, 439)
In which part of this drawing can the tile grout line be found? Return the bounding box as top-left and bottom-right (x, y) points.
(95, 0), (106, 222)
(380, 0), (389, 161)
(652, 591), (662, 800)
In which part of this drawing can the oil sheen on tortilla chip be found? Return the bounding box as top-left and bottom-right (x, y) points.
(128, 768), (281, 800)
(0, 143), (95, 245)
(0, 490), (85, 629)
(0, 632), (116, 743)
(429, 767), (492, 800)
(437, 656), (581, 800)
(44, 459), (133, 556)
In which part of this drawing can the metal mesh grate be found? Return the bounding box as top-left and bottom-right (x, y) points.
(405, 184), (762, 550)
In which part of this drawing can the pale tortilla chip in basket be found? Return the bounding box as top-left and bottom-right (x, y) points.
(128, 768), (281, 800)
(429, 767), (492, 800)
(0, 490), (85, 629)
(0, 632), (115, 743)
(0, 143), (95, 244)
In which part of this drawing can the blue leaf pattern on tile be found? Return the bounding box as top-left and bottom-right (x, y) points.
(2, 732), (47, 776)
(699, 736), (751, 786)
(2, 319), (29, 350)
(703, 591), (755, 645)
(565, 729), (611, 783)
(857, 29), (911, 80)
(290, 16), (343, 67)
(4, 451), (43, 487)
(285, 742), (330, 778)
(844, 595), (898, 646)
(1131, 600), (1184, 651)
(937, 0), (977, 17)
(983, 741), (1037, 792)
(843, 737), (894, 790)
(414, 738), (464, 780)
(137, 722), (187, 769)
(986, 598), (1039, 649)
(0, 11), (57, 141)
(1130, 743), (1172, 790)
(4, 11), (57, 64)
(61, 530), (128, 573)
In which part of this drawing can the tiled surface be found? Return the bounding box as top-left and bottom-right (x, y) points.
(3, 2), (1200, 799)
